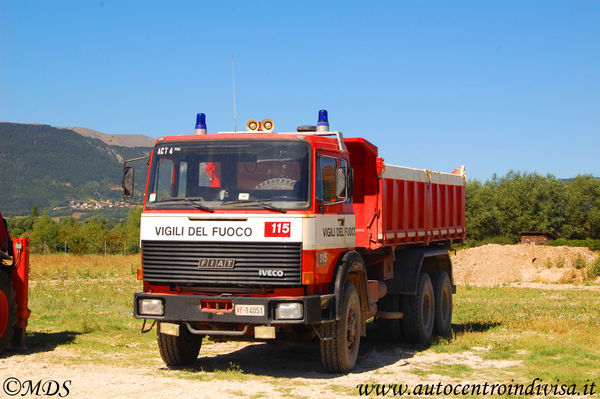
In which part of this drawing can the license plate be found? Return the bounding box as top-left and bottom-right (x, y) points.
(235, 304), (265, 316)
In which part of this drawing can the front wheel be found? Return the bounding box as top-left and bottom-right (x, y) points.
(157, 322), (203, 366)
(320, 283), (361, 373)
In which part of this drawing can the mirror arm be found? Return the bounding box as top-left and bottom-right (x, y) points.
(124, 155), (150, 165)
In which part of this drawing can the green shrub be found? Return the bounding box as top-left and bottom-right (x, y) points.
(545, 239), (600, 251)
(574, 256), (586, 270)
(588, 258), (600, 279)
(555, 256), (565, 268)
(460, 236), (516, 248)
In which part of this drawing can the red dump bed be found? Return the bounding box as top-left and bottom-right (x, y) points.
(345, 138), (466, 251)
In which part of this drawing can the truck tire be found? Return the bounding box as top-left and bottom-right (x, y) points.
(0, 271), (16, 353)
(157, 323), (203, 366)
(402, 272), (434, 345)
(320, 283), (361, 373)
(432, 271), (453, 337)
(377, 293), (403, 342)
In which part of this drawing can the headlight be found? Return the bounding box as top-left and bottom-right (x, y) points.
(275, 302), (303, 320)
(138, 298), (164, 316)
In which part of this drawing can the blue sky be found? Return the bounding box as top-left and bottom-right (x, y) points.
(1, 1), (598, 181)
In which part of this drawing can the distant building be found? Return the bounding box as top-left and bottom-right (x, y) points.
(519, 231), (557, 245)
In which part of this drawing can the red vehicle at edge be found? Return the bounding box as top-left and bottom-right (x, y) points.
(0, 212), (30, 353)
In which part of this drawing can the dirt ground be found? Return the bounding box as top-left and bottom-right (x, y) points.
(1, 340), (520, 399)
(2, 244), (598, 398)
(452, 244), (599, 286)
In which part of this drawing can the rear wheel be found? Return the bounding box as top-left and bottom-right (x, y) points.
(402, 272), (434, 345)
(157, 322), (203, 366)
(377, 293), (403, 342)
(321, 283), (361, 373)
(432, 271), (453, 336)
(0, 271), (16, 352)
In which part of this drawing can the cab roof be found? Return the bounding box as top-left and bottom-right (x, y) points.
(155, 132), (347, 154)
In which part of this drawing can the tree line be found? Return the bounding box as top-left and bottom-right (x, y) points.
(7, 207), (142, 254)
(466, 172), (600, 244)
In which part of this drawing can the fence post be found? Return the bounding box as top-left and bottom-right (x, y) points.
(123, 241), (126, 256)
(44, 241), (46, 255)
(64, 242), (67, 254)
(104, 241), (107, 256)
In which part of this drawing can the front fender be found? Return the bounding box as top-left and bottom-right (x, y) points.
(331, 251), (368, 320)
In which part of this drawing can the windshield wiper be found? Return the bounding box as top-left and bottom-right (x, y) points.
(222, 200), (287, 213)
(153, 198), (214, 212)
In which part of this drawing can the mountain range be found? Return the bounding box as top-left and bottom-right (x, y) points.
(65, 126), (156, 148)
(0, 122), (153, 216)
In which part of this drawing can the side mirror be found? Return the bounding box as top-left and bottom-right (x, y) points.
(122, 166), (135, 198)
(336, 167), (347, 199)
(347, 167), (354, 199)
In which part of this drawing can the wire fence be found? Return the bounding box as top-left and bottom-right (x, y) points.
(33, 241), (140, 255)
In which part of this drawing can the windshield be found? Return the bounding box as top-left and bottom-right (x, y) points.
(146, 140), (310, 211)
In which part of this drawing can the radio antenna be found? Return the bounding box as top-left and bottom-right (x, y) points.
(232, 55), (237, 133)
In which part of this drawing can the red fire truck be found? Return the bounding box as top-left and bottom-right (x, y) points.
(123, 110), (466, 372)
(0, 212), (30, 353)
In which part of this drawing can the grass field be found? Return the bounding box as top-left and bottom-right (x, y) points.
(22, 254), (600, 394)
(27, 254), (157, 365)
(429, 285), (600, 384)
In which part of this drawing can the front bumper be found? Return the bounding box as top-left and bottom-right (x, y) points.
(134, 292), (333, 325)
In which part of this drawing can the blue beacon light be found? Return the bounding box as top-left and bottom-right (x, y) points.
(317, 109), (329, 132)
(195, 113), (207, 135)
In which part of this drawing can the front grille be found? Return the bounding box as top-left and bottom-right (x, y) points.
(142, 240), (302, 286)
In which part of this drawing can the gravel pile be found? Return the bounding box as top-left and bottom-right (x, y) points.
(452, 244), (598, 286)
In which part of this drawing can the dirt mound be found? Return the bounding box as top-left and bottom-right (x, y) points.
(452, 244), (598, 286)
